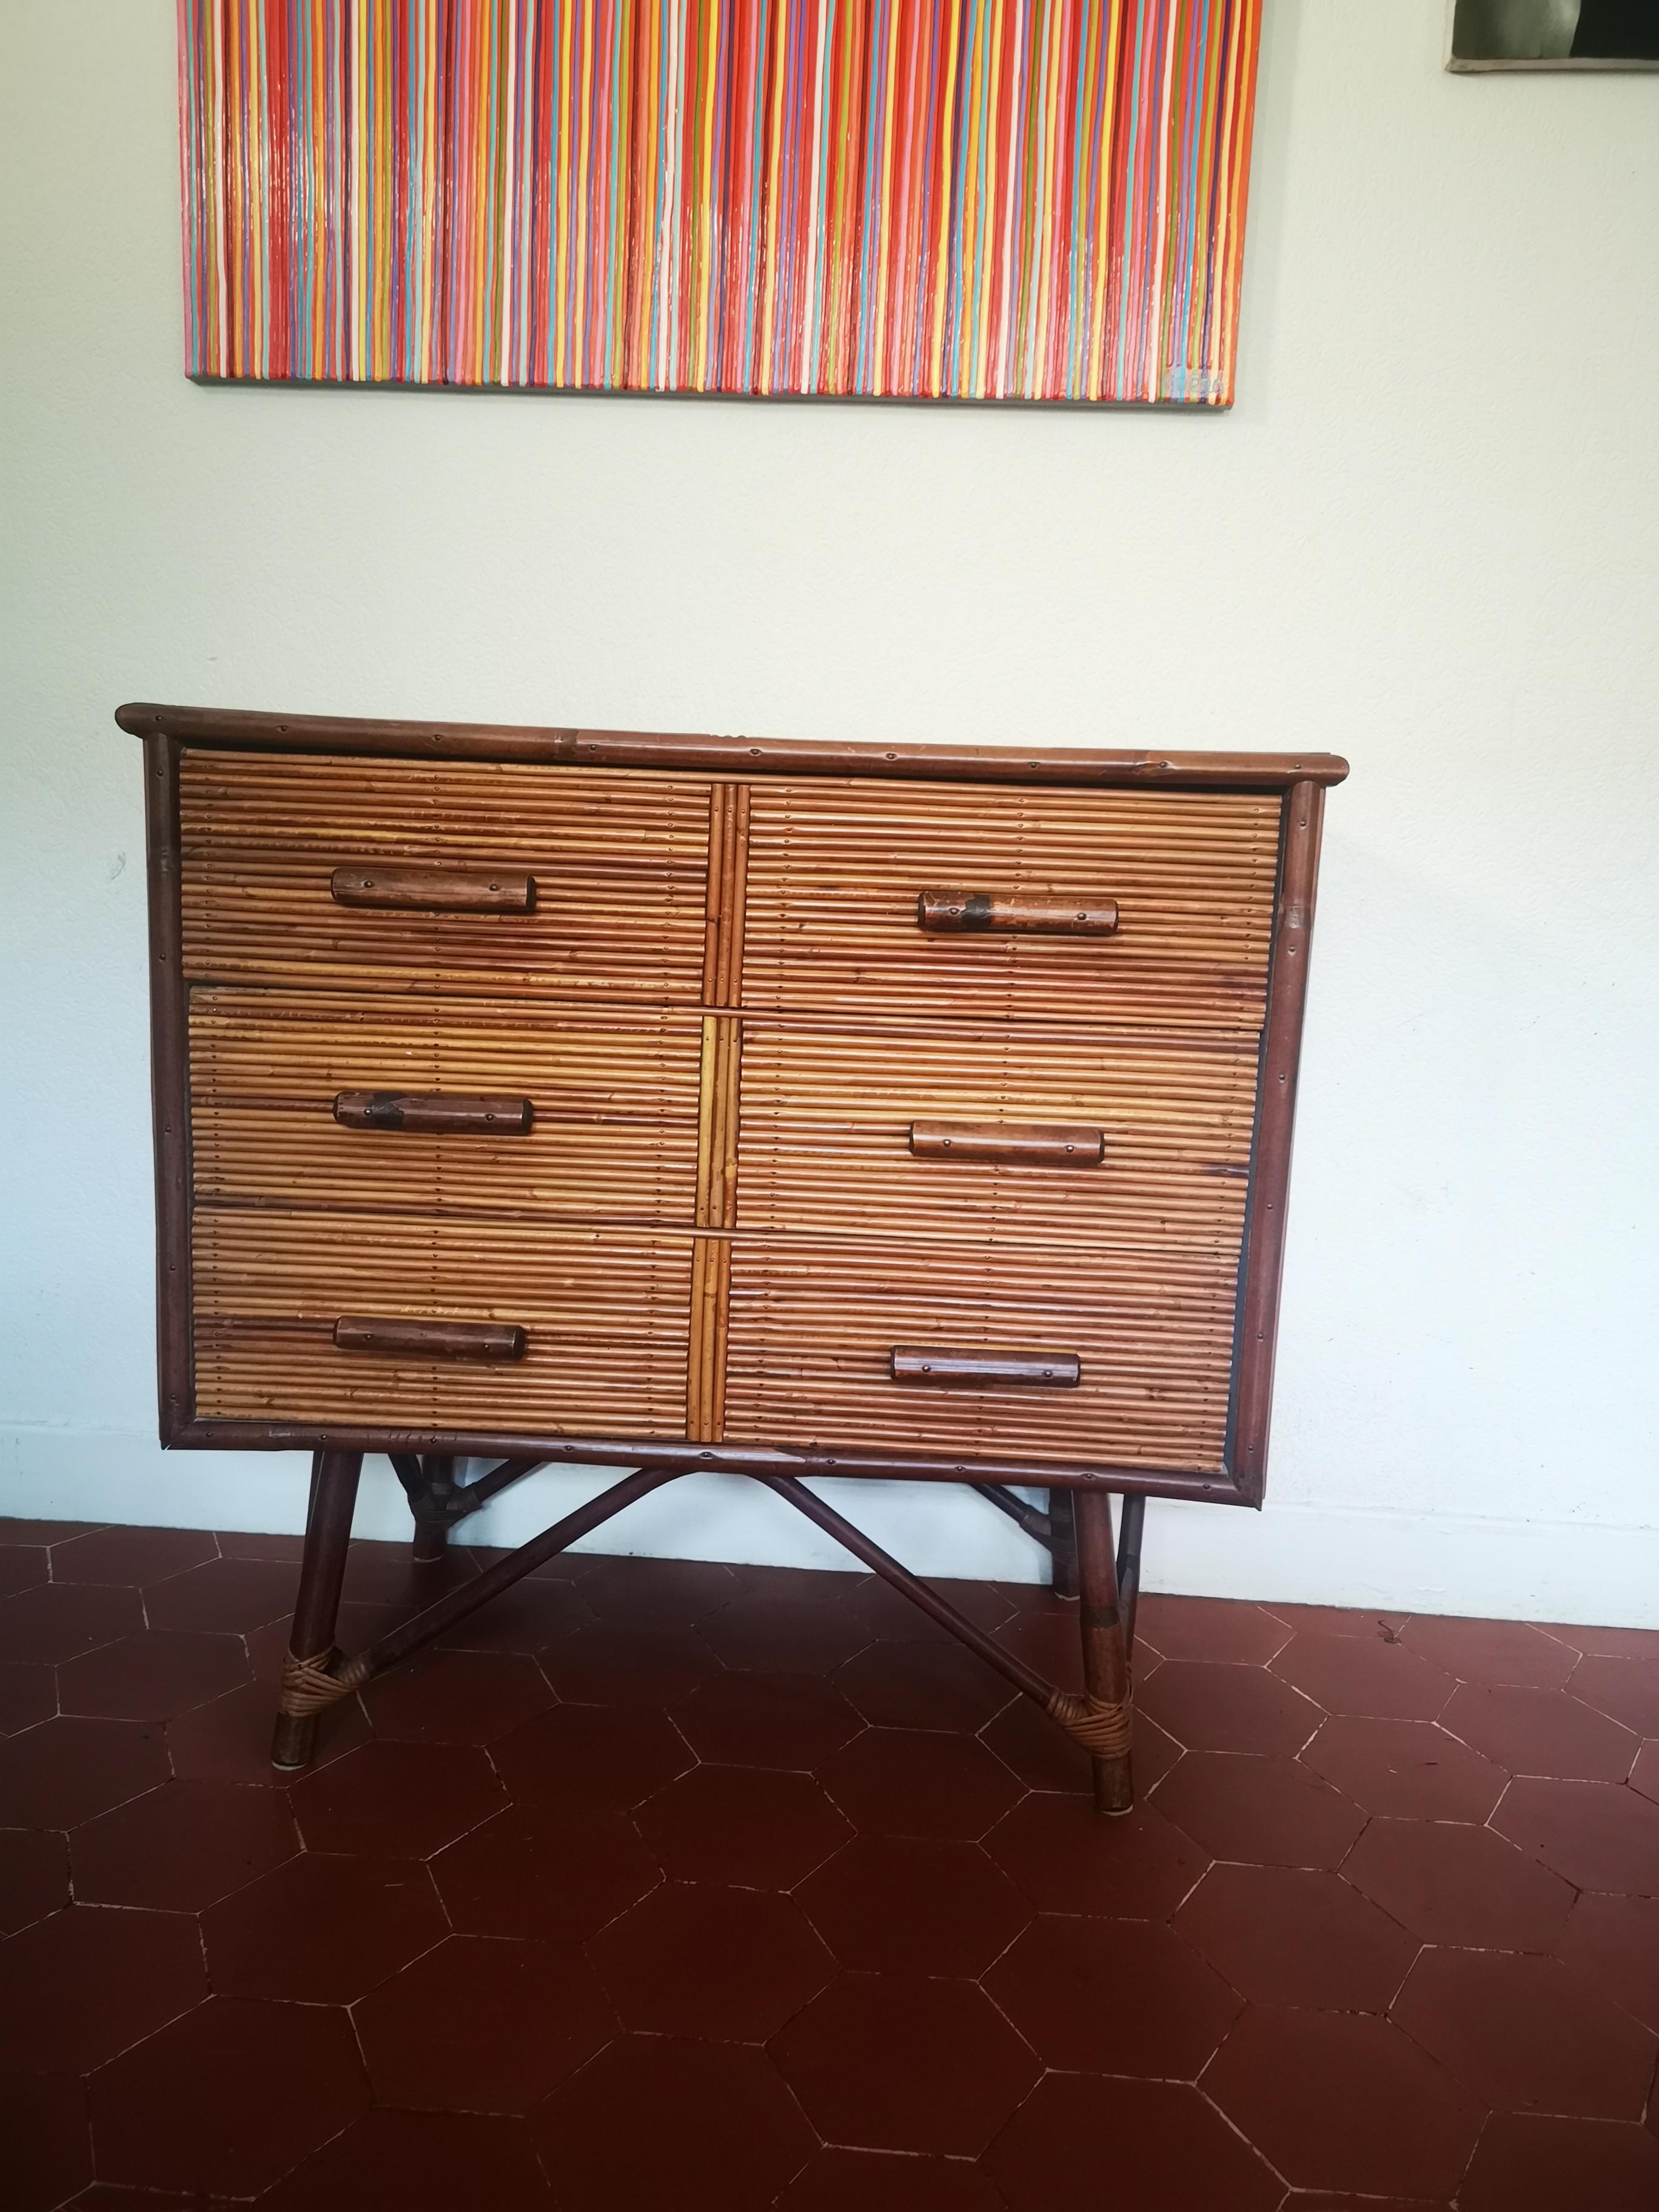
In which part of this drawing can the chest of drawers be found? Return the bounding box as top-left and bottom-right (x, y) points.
(124, 702), (1345, 1810)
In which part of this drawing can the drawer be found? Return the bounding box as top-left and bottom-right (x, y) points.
(191, 1211), (692, 1433)
(179, 751), (711, 1001)
(734, 1017), (1259, 1255)
(721, 1237), (1239, 1472)
(739, 781), (1281, 1027)
(189, 990), (703, 1225)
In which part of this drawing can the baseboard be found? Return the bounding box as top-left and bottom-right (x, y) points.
(2, 1427), (1655, 1627)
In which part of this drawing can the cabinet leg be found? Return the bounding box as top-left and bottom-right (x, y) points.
(1116, 1492), (1146, 1658)
(411, 1456), (456, 1564)
(1074, 1490), (1133, 1815)
(271, 1450), (363, 1771)
(1047, 1488), (1079, 1599)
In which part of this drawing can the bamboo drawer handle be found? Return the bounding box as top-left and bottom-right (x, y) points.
(333, 1091), (535, 1136)
(909, 1119), (1104, 1167)
(916, 889), (1119, 935)
(330, 864), (536, 913)
(333, 1315), (527, 1361)
(891, 1346), (1081, 1388)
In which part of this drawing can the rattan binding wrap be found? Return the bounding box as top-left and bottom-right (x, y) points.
(1046, 1687), (1133, 1757)
(278, 1647), (370, 1716)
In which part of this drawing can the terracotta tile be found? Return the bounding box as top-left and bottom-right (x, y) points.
(1284, 2199), (1447, 2210)
(588, 1882), (833, 2039)
(1270, 1632), (1455, 1721)
(1, 1520), (101, 1546)
(0, 1661), (56, 1738)
(202, 1850), (446, 2002)
(674, 1668), (864, 1769)
(817, 1728), (1024, 1840)
(699, 1588), (874, 1674)
(984, 1914), (1241, 2075)
(491, 1702), (692, 1818)
(1300, 1715), (1507, 1821)
(215, 1527), (306, 1561)
(339, 1538), (481, 1607)
(1632, 1741), (1659, 1805)
(0, 1547), (48, 1600)
(359, 1649), (554, 1742)
(1261, 1602), (1411, 1641)
(1458, 2112), (1659, 2212)
(833, 1640), (1017, 1733)
(71, 1778), (297, 1910)
(258, 2108), (555, 2212)
(64, 2191), (227, 2210)
(1442, 1680), (1638, 1783)
(1539, 1623), (1659, 1660)
(0, 1827), (69, 1935)
(634, 1763), (852, 1887)
(579, 1555), (740, 1627)
(1392, 1948), (1657, 2119)
(537, 1619), (720, 1705)
(977, 1692), (1181, 1797)
(988, 1607), (1084, 1694)
(290, 1738), (508, 1855)
(771, 1974), (1039, 2156)
(983, 2074), (1280, 2212)
(1152, 1752), (1367, 1868)
(167, 1678), (369, 1785)
(1558, 1892), (1659, 2034)
(1343, 1818), (1574, 1948)
(777, 2146), (1008, 2211)
(1493, 1777), (1659, 1893)
(140, 1558), (296, 1634)
(1134, 1595), (1292, 1665)
(0, 1905), (206, 2072)
(431, 1808), (660, 1942)
(1175, 1865), (1417, 2009)
(59, 1630), (249, 1721)
(51, 1527), (219, 1586)
(797, 1836), (1032, 1976)
(0, 2069), (91, 2212)
(0, 1583), (144, 1665)
(534, 2036), (815, 2211)
(1139, 1660), (1322, 1755)
(1204, 2006), (1480, 2198)
(843, 1573), (1016, 1643)
(0, 1717), (169, 1829)
(982, 1791), (1207, 1916)
(1570, 1655), (1659, 1738)
(1399, 1615), (1578, 1689)
(354, 1934), (615, 2112)
(438, 1583), (592, 1654)
(87, 1993), (367, 2194)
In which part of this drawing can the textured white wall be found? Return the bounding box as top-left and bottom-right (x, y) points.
(2, 1), (1655, 1620)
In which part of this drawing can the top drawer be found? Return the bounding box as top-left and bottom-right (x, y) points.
(179, 751), (711, 1002)
(739, 781), (1282, 1027)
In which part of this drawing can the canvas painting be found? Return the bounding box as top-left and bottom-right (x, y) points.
(178, 0), (1262, 406)
(1449, 0), (1659, 67)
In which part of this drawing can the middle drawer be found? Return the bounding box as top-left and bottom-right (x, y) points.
(189, 990), (704, 1225)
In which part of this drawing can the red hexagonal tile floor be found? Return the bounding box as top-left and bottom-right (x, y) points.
(1, 1514), (1657, 2207)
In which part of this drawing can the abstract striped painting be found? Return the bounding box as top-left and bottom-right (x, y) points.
(178, 1), (1262, 404)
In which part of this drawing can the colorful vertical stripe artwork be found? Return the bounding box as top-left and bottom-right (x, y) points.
(178, 1), (1261, 404)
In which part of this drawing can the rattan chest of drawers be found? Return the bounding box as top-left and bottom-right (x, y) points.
(125, 701), (1346, 1810)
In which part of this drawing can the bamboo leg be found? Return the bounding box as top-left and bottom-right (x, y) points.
(410, 1455), (456, 1564)
(1047, 1488), (1079, 1600)
(1116, 1493), (1146, 1658)
(1074, 1490), (1133, 1815)
(270, 1450), (363, 1772)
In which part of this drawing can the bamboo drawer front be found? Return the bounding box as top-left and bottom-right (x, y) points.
(189, 990), (702, 1225)
(192, 1211), (692, 1434)
(739, 781), (1281, 1029)
(178, 751), (710, 1002)
(130, 703), (1343, 1510)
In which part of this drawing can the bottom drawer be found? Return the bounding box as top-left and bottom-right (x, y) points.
(720, 1237), (1239, 1472)
(192, 1210), (692, 1434)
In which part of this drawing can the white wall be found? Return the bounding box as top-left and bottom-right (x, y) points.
(3, 1), (1655, 1623)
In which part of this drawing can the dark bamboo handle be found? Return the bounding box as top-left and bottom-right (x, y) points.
(891, 1347), (1082, 1388)
(330, 864), (536, 913)
(909, 1119), (1104, 1167)
(916, 889), (1118, 935)
(333, 1316), (527, 1361)
(333, 1091), (535, 1136)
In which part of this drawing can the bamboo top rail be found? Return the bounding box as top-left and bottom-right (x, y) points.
(119, 702), (1349, 792)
